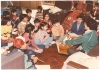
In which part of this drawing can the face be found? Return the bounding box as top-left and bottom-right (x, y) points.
(12, 12), (17, 16)
(76, 18), (82, 24)
(94, 6), (98, 10)
(23, 17), (28, 22)
(27, 12), (32, 17)
(20, 43), (26, 49)
(42, 25), (48, 31)
(37, 9), (41, 12)
(55, 22), (60, 27)
(35, 22), (40, 27)
(6, 21), (11, 26)
(45, 14), (49, 20)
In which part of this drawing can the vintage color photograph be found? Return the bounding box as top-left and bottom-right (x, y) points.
(1, 0), (99, 69)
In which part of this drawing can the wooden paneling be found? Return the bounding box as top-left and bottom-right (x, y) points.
(12, 1), (41, 9)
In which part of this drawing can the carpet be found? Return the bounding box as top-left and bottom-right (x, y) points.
(35, 44), (69, 69)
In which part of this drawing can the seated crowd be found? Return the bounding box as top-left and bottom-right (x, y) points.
(1, 1), (99, 69)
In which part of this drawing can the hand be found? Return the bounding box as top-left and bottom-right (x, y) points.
(8, 37), (14, 42)
(78, 34), (82, 37)
(34, 49), (43, 53)
(31, 56), (38, 63)
(56, 40), (62, 45)
(3, 51), (8, 55)
(16, 17), (19, 20)
(47, 30), (50, 33)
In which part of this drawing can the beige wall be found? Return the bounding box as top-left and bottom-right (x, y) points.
(12, 1), (41, 9)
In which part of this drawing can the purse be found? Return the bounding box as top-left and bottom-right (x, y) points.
(59, 44), (72, 55)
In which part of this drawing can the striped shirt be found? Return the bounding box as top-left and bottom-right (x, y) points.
(35, 12), (43, 20)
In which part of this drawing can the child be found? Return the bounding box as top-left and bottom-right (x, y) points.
(26, 8), (32, 22)
(1, 17), (12, 47)
(34, 22), (53, 48)
(2, 11), (10, 18)
(41, 13), (52, 36)
(13, 38), (38, 69)
(90, 4), (99, 21)
(11, 9), (20, 28)
(11, 9), (19, 22)
(41, 13), (52, 30)
(52, 19), (64, 41)
(23, 24), (44, 55)
(35, 6), (43, 20)
(34, 18), (40, 32)
(17, 14), (29, 36)
(70, 15), (85, 35)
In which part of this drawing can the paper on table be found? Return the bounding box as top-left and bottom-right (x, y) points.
(35, 65), (50, 70)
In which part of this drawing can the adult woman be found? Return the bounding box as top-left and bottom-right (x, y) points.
(62, 0), (87, 32)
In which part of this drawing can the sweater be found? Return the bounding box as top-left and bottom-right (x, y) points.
(23, 33), (38, 50)
(65, 30), (98, 53)
(1, 25), (12, 39)
(52, 25), (64, 37)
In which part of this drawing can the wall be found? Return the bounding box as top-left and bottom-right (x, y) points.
(12, 1), (41, 9)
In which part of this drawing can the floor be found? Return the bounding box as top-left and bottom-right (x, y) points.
(35, 44), (69, 69)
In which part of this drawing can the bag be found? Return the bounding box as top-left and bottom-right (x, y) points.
(59, 44), (72, 55)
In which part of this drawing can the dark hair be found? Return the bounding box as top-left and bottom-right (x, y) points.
(85, 18), (98, 31)
(25, 24), (35, 39)
(26, 9), (32, 13)
(3, 11), (10, 18)
(34, 18), (40, 23)
(1, 17), (11, 25)
(37, 6), (42, 11)
(40, 22), (49, 29)
(95, 3), (99, 7)
(20, 14), (28, 21)
(11, 9), (16, 13)
(43, 13), (50, 19)
(52, 19), (60, 25)
(77, 15), (83, 20)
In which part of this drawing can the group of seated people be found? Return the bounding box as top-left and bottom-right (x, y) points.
(1, 1), (99, 69)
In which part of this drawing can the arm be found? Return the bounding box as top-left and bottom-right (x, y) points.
(52, 27), (57, 36)
(60, 25), (64, 36)
(44, 32), (50, 41)
(31, 39), (39, 49)
(65, 34), (89, 45)
(70, 23), (75, 32)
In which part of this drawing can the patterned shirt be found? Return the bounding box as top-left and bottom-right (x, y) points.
(35, 12), (43, 20)
(17, 21), (27, 36)
(34, 29), (50, 42)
